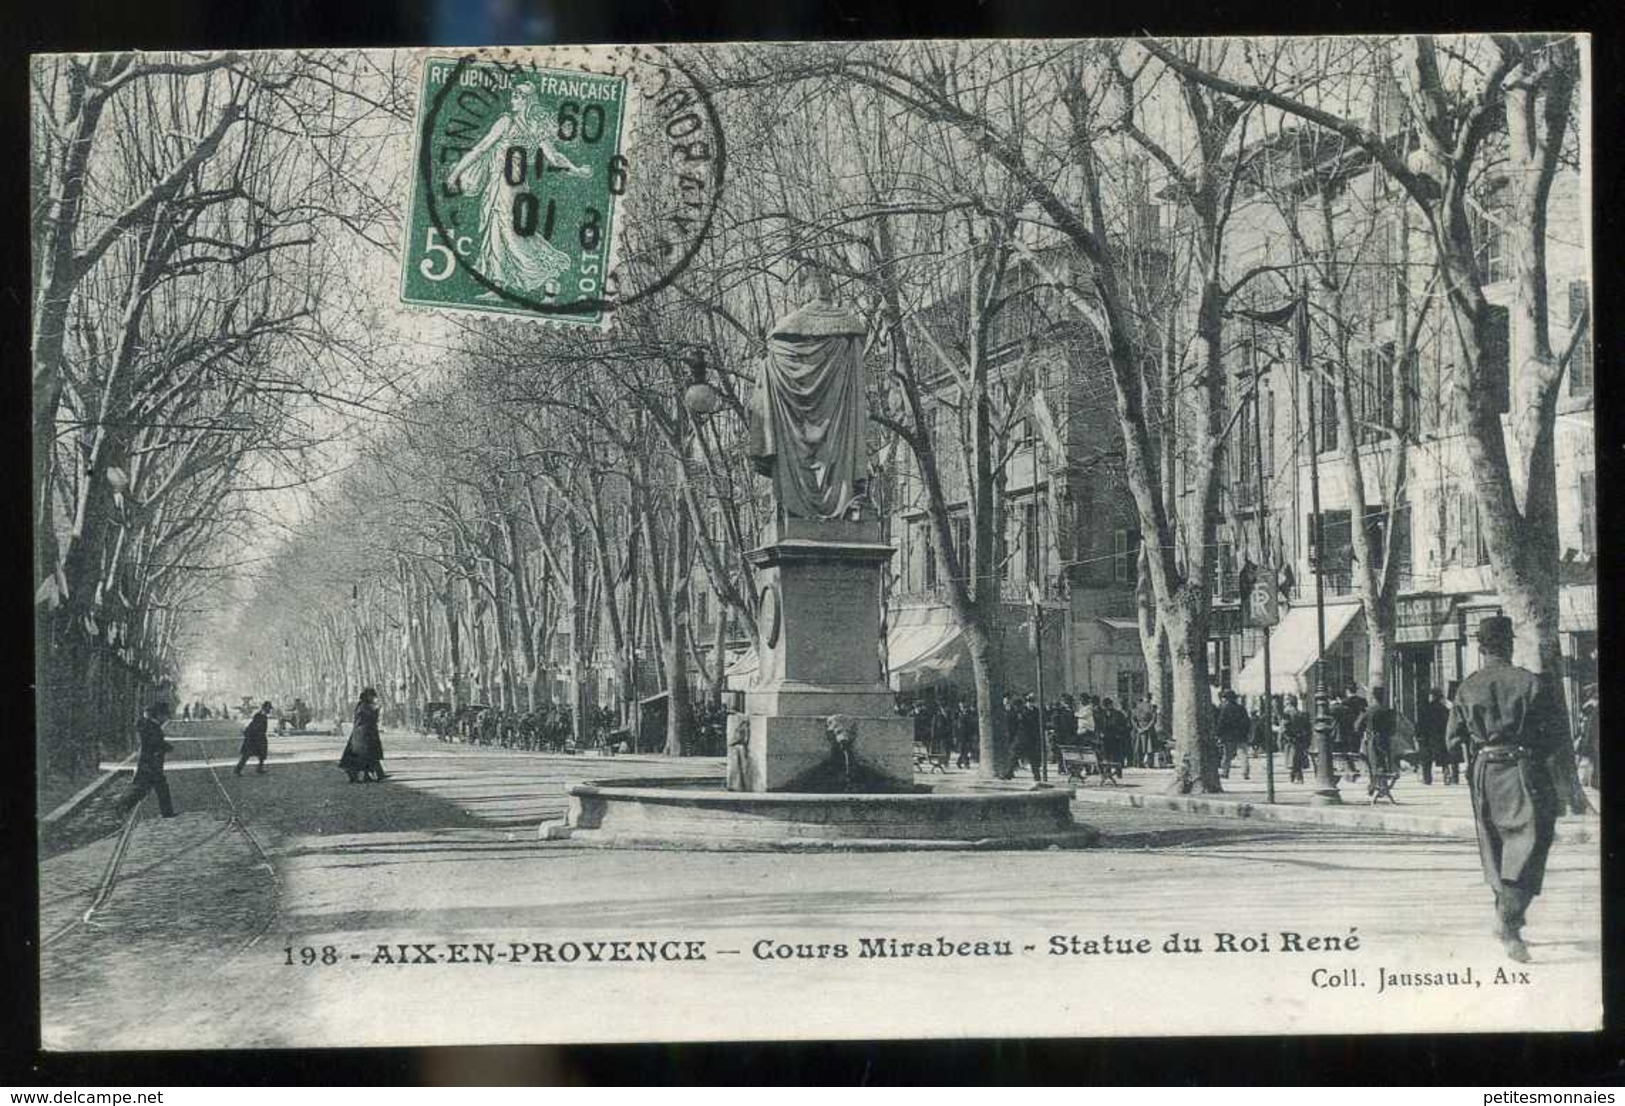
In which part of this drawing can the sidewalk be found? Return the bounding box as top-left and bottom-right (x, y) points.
(1050, 755), (1600, 841)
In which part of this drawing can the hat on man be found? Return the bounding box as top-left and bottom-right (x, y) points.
(1477, 614), (1514, 651)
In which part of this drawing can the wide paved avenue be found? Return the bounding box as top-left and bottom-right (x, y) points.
(39, 722), (1602, 1048)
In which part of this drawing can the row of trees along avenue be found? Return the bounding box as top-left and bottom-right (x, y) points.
(37, 39), (1587, 796)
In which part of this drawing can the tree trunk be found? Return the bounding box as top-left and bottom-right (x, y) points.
(963, 619), (1008, 777)
(488, 543), (517, 712)
(441, 574), (464, 712)
(663, 506), (693, 757)
(1162, 598), (1220, 794)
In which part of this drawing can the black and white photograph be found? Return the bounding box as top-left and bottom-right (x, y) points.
(29, 34), (1601, 1050)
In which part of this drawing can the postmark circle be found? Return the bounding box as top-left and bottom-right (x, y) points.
(409, 44), (725, 324)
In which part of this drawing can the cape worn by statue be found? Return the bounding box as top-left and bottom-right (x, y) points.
(747, 299), (868, 520)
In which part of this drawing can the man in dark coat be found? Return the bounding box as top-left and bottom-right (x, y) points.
(911, 702), (932, 749)
(998, 693), (1020, 779)
(235, 700), (274, 776)
(1334, 684), (1367, 779)
(1356, 685), (1398, 793)
(928, 700), (954, 768)
(1014, 693), (1043, 781)
(1215, 689), (1251, 780)
(953, 700), (977, 769)
(1449, 615), (1584, 963)
(1097, 698), (1130, 769)
(1054, 696), (1078, 745)
(119, 701), (177, 817)
(1282, 695), (1312, 784)
(1417, 687), (1451, 785)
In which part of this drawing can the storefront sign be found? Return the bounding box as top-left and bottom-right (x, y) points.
(1395, 594), (1457, 643)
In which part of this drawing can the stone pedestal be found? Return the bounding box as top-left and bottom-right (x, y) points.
(731, 517), (915, 792)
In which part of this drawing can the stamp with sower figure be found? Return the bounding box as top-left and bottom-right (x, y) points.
(402, 47), (723, 328)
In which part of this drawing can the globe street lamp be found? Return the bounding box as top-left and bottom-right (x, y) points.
(682, 353), (723, 416)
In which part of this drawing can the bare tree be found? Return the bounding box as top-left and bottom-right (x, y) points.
(1142, 35), (1589, 804)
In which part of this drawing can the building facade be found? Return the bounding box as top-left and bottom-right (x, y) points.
(1211, 129), (1594, 720)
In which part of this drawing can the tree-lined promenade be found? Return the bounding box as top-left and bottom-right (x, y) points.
(35, 37), (1590, 795)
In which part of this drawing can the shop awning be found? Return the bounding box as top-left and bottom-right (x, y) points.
(1231, 601), (1363, 699)
(887, 621), (966, 691)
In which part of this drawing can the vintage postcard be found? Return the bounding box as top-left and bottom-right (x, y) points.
(31, 36), (1599, 1048)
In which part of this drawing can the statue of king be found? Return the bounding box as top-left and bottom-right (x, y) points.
(746, 271), (869, 521)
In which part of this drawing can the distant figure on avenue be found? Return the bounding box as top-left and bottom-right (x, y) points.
(1015, 693), (1043, 781)
(1574, 684), (1599, 791)
(726, 714), (752, 791)
(1448, 615), (1585, 963)
(1282, 695), (1312, 784)
(1417, 687), (1453, 785)
(1334, 684), (1367, 779)
(1250, 698), (1277, 765)
(953, 700), (977, 769)
(1075, 695), (1097, 744)
(339, 688), (387, 783)
(1215, 689), (1250, 780)
(1356, 685), (1398, 794)
(235, 700), (273, 776)
(1050, 697), (1077, 769)
(929, 700), (954, 768)
(747, 270), (869, 521)
(1132, 696), (1158, 769)
(118, 701), (177, 818)
(1097, 698), (1130, 769)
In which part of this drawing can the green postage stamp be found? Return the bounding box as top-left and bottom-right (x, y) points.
(402, 55), (630, 327)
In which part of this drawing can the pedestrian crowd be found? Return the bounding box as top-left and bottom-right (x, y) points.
(896, 686), (1168, 781)
(893, 666), (1598, 802)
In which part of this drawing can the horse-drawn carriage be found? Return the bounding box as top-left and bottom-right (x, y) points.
(422, 701), (454, 741)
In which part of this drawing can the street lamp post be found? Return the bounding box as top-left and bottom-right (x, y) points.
(1250, 332), (1276, 805)
(1027, 581), (1049, 784)
(1299, 286), (1341, 805)
(672, 351), (723, 755)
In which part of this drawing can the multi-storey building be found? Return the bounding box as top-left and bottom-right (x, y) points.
(882, 243), (1153, 705)
(1215, 126), (1595, 719)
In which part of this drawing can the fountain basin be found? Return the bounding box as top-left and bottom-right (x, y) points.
(540, 777), (1100, 851)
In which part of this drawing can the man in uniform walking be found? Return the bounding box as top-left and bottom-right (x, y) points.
(1449, 615), (1584, 963)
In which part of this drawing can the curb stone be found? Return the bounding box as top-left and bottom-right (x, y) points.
(41, 759), (133, 826)
(1065, 786), (1598, 842)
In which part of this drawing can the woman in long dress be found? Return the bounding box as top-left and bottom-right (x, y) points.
(446, 81), (593, 298)
(339, 687), (387, 783)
